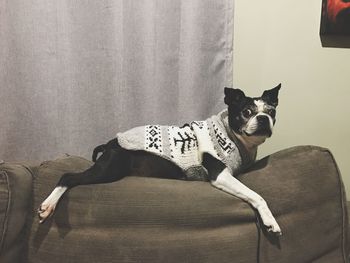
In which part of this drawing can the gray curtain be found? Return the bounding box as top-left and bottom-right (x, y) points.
(0, 0), (234, 161)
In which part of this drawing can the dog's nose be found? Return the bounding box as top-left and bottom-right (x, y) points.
(256, 115), (270, 127)
(253, 115), (272, 137)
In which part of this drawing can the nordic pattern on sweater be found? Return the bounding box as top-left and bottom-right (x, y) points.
(116, 110), (254, 180)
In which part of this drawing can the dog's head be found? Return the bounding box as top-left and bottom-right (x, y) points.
(224, 84), (281, 138)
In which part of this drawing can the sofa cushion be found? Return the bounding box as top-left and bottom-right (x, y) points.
(0, 162), (34, 263)
(28, 155), (260, 263)
(26, 146), (348, 263)
(29, 156), (257, 263)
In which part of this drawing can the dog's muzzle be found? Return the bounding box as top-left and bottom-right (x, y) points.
(243, 114), (273, 137)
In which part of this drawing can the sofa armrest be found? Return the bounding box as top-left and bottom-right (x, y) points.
(0, 162), (34, 263)
(240, 146), (348, 262)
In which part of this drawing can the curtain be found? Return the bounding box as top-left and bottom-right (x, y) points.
(0, 0), (234, 161)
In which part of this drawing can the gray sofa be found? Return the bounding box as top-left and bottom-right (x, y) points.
(0, 146), (348, 262)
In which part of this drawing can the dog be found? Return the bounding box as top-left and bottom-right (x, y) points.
(38, 84), (282, 235)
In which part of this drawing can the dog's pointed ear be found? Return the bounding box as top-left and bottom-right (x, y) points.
(224, 87), (246, 105)
(261, 83), (281, 107)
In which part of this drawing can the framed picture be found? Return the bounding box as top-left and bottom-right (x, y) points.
(320, 0), (350, 47)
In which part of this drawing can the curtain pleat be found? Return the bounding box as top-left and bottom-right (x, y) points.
(0, 0), (234, 161)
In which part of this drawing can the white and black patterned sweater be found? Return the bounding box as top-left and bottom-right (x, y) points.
(117, 110), (256, 180)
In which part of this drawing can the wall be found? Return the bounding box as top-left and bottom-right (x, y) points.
(233, 0), (350, 197)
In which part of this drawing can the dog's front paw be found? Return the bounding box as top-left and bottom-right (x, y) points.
(37, 203), (56, 223)
(37, 186), (68, 223)
(265, 221), (282, 236)
(257, 204), (282, 236)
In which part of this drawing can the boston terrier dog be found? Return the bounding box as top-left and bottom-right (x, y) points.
(38, 84), (282, 235)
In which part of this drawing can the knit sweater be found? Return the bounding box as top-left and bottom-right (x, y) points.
(116, 110), (256, 181)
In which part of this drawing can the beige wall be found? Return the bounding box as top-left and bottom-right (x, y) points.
(233, 0), (350, 197)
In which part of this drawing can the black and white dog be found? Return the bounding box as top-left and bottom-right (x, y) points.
(38, 84), (282, 235)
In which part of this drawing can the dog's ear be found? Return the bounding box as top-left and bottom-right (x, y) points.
(261, 83), (281, 107)
(224, 87), (246, 106)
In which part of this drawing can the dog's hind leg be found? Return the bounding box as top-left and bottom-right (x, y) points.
(92, 144), (106, 162)
(92, 138), (119, 162)
(38, 143), (131, 223)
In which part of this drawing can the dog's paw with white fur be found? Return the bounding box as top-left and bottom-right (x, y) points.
(257, 203), (282, 236)
(38, 202), (56, 223)
(265, 220), (282, 236)
(37, 186), (68, 223)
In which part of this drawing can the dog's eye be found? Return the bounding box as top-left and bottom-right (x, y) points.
(242, 109), (253, 118)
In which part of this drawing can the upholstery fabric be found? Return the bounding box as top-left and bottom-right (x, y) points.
(0, 146), (348, 262)
(28, 155), (259, 262)
(0, 162), (33, 263)
(242, 146), (348, 262)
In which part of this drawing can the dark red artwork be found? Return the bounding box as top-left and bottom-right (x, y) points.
(321, 0), (350, 35)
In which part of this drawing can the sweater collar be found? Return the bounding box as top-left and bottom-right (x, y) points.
(219, 110), (256, 168)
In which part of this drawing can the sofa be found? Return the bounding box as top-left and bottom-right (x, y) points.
(0, 145), (348, 263)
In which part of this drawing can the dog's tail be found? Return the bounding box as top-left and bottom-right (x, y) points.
(92, 144), (106, 162)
